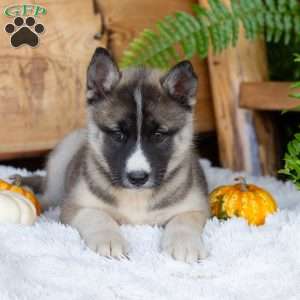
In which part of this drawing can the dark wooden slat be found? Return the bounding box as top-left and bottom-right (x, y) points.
(0, 150), (50, 161)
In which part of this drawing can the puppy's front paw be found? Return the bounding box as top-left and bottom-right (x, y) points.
(162, 232), (207, 263)
(85, 231), (128, 258)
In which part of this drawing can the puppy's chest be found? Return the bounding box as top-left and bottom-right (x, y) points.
(76, 180), (178, 225)
(110, 189), (168, 225)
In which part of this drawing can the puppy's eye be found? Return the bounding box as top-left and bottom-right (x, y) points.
(151, 131), (167, 143)
(111, 130), (126, 142)
(99, 125), (127, 143)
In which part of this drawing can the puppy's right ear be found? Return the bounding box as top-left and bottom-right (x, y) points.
(86, 48), (121, 104)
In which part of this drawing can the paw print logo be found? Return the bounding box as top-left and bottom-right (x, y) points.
(5, 16), (45, 48)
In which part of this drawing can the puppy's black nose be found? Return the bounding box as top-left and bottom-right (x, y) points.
(127, 171), (149, 186)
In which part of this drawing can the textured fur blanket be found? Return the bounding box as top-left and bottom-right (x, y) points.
(0, 160), (299, 300)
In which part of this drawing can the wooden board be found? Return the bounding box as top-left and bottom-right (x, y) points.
(0, 0), (102, 159)
(0, 150), (49, 161)
(96, 0), (215, 133)
(240, 82), (300, 110)
(199, 0), (278, 175)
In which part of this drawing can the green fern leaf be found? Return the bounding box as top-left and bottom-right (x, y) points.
(120, 0), (300, 69)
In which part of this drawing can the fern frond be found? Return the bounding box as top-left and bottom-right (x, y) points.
(278, 54), (300, 189)
(120, 0), (300, 69)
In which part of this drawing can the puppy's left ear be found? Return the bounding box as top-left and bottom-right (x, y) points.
(160, 61), (198, 108)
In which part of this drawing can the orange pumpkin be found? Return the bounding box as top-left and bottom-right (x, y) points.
(0, 176), (41, 216)
(209, 177), (277, 225)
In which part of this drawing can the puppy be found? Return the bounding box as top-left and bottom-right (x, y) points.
(23, 48), (210, 263)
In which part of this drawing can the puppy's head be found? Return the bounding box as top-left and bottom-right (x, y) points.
(86, 47), (198, 189)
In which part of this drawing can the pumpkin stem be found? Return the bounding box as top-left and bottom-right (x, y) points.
(10, 175), (22, 187)
(235, 176), (248, 192)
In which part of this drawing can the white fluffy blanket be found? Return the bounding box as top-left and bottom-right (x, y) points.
(0, 160), (299, 300)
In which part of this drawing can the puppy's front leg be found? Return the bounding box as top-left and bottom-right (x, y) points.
(62, 206), (128, 258)
(162, 211), (208, 263)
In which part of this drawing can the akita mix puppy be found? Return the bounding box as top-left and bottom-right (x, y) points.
(21, 48), (210, 263)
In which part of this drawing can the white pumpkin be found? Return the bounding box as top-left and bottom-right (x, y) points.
(0, 190), (37, 225)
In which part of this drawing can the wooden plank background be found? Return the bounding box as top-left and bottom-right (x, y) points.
(0, 0), (102, 156)
(199, 0), (278, 175)
(0, 0), (215, 160)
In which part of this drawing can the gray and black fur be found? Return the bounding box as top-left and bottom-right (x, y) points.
(21, 48), (210, 263)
